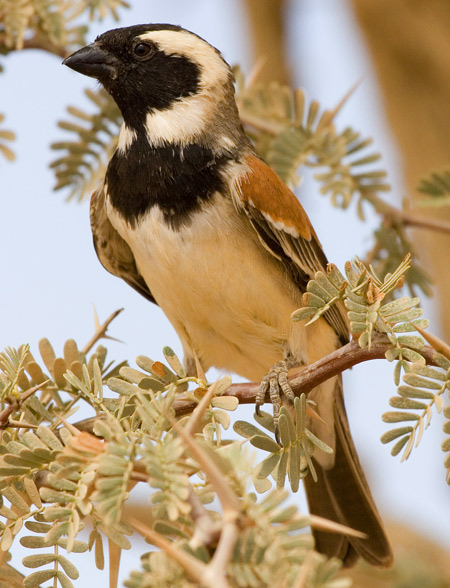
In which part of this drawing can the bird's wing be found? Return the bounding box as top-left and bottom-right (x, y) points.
(235, 154), (349, 344)
(90, 186), (157, 304)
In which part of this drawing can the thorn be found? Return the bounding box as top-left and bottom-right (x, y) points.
(246, 56), (267, 87)
(318, 79), (363, 130)
(102, 335), (124, 345)
(93, 305), (100, 330)
(124, 516), (208, 585)
(308, 514), (367, 539)
(54, 412), (81, 435)
(82, 308), (124, 355)
(330, 78), (363, 119)
(193, 348), (207, 383)
(415, 324), (450, 361)
(173, 420), (241, 513)
(305, 404), (326, 425)
(184, 379), (222, 436)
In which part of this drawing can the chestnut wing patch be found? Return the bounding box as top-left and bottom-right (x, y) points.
(237, 155), (349, 345)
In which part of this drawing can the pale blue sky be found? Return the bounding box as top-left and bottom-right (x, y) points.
(2, 0), (449, 583)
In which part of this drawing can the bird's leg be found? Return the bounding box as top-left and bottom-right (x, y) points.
(255, 352), (300, 443)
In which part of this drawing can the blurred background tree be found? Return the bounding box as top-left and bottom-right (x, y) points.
(1, 1), (450, 586)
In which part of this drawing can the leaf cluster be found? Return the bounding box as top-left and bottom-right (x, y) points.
(0, 0), (128, 52)
(288, 253), (450, 478)
(51, 88), (122, 201)
(0, 327), (354, 587)
(235, 73), (388, 204)
(417, 168), (450, 207)
(382, 355), (449, 463)
(234, 396), (332, 493)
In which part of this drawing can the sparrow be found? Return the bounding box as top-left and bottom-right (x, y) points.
(63, 24), (393, 567)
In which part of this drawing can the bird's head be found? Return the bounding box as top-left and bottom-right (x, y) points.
(63, 24), (241, 149)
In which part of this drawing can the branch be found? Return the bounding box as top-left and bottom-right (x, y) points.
(0, 33), (69, 58)
(364, 191), (450, 235)
(172, 334), (437, 416)
(82, 308), (123, 355)
(71, 333), (437, 432)
(187, 485), (221, 548)
(0, 380), (49, 428)
(124, 516), (212, 587)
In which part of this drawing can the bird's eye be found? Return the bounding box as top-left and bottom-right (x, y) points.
(133, 42), (153, 59)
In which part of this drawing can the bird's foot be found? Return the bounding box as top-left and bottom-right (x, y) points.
(255, 359), (297, 444)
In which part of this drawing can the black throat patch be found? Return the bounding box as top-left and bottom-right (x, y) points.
(106, 134), (230, 227)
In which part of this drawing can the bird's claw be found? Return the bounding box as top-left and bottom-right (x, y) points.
(255, 360), (296, 444)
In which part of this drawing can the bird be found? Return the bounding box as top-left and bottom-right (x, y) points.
(63, 23), (393, 567)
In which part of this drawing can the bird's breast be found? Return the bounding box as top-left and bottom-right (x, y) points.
(106, 193), (305, 380)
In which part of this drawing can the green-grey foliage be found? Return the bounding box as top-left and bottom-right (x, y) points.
(288, 254), (450, 469)
(234, 395), (333, 491)
(417, 169), (450, 202)
(1, 270), (446, 583)
(124, 490), (350, 588)
(382, 355), (449, 463)
(0, 331), (352, 587)
(292, 253), (428, 351)
(51, 88), (122, 201)
(443, 401), (450, 485)
(0, 0), (128, 51)
(234, 74), (389, 204)
(369, 225), (433, 297)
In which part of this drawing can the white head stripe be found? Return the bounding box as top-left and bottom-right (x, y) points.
(139, 29), (230, 89)
(145, 94), (212, 147)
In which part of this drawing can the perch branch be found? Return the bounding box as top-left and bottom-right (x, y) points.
(71, 334), (438, 432)
(172, 334), (437, 416)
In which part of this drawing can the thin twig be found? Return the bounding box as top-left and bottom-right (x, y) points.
(188, 485), (221, 548)
(401, 211), (450, 234)
(206, 515), (239, 585)
(292, 553), (315, 588)
(0, 380), (49, 428)
(0, 34), (68, 58)
(174, 421), (241, 513)
(364, 191), (450, 234)
(6, 420), (39, 429)
(82, 308), (124, 355)
(125, 516), (211, 586)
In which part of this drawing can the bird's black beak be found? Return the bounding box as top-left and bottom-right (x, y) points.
(63, 43), (118, 80)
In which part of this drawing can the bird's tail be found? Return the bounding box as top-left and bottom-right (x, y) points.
(303, 378), (393, 567)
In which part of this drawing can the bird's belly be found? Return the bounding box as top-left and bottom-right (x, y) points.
(108, 197), (304, 380)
